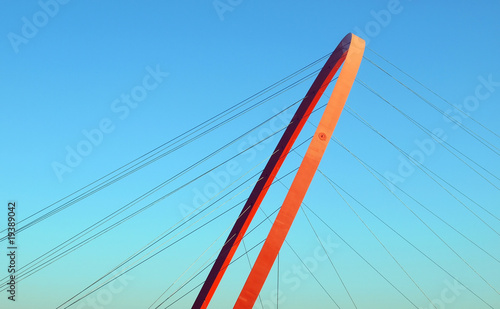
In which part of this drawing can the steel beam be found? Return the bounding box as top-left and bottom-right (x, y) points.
(192, 33), (365, 309)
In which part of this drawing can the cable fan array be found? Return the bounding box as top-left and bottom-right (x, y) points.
(2, 40), (499, 309)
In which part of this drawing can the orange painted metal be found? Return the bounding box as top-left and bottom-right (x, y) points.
(234, 34), (365, 308)
(192, 33), (364, 309)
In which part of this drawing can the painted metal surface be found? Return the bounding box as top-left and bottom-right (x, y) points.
(193, 33), (365, 309)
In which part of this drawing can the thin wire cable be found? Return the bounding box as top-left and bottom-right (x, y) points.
(7, 120), (295, 292)
(60, 179), (255, 309)
(7, 72), (336, 286)
(148, 49), (500, 304)
(60, 136), (316, 309)
(290, 145), (429, 308)
(0, 52), (330, 241)
(302, 206), (357, 309)
(354, 81), (500, 222)
(345, 100), (500, 235)
(255, 207), (341, 309)
(151, 131), (329, 307)
(50, 49), (500, 306)
(17, 92), (334, 309)
(320, 170), (439, 309)
(320, 169), (494, 308)
(149, 203), (279, 309)
(363, 56), (500, 156)
(150, 173), (419, 308)
(150, 197), (260, 309)
(152, 200), (287, 309)
(2, 96), (300, 276)
(155, 139), (342, 308)
(163, 238), (267, 309)
(59, 148), (274, 309)
(241, 239), (265, 309)
(301, 204), (420, 308)
(3, 97), (323, 288)
(329, 138), (500, 265)
(278, 177), (358, 309)
(11, 69), (317, 235)
(312, 113), (497, 304)
(366, 48), (500, 140)
(61, 192), (272, 309)
(2, 123), (274, 286)
(357, 79), (500, 189)
(147, 147), (292, 308)
(332, 135), (500, 296)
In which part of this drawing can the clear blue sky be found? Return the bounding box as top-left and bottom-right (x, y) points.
(1, 1), (499, 308)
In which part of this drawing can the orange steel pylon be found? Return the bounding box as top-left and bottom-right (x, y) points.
(193, 33), (365, 309)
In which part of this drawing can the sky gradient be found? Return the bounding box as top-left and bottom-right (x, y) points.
(1, 1), (500, 308)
